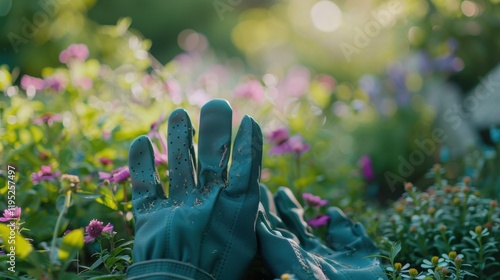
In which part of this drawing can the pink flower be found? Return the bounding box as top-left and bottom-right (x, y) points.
(165, 78), (182, 105)
(99, 166), (130, 184)
(44, 75), (66, 92)
(360, 155), (374, 181)
(302, 193), (328, 207)
(148, 115), (168, 165)
(278, 66), (310, 97)
(84, 219), (114, 243)
(20, 75), (45, 91)
(287, 135), (310, 155)
(268, 128), (289, 145)
(59, 43), (89, 64)
(234, 80), (265, 103)
(34, 113), (62, 126)
(268, 129), (310, 156)
(307, 215), (330, 227)
(0, 207), (22, 222)
(31, 165), (61, 184)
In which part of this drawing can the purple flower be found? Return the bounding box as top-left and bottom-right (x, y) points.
(98, 166), (130, 184)
(34, 113), (62, 126)
(84, 219), (114, 243)
(59, 43), (89, 64)
(0, 207), (22, 222)
(307, 215), (330, 227)
(20, 75), (45, 91)
(360, 155), (374, 181)
(302, 193), (328, 207)
(234, 80), (265, 103)
(268, 130), (310, 156)
(287, 135), (310, 155)
(268, 128), (289, 145)
(31, 165), (61, 184)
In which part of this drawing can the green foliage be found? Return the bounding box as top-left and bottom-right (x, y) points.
(371, 166), (500, 279)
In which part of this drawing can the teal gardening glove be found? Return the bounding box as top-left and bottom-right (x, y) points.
(126, 99), (263, 279)
(257, 185), (387, 279)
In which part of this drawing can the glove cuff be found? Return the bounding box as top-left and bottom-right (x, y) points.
(126, 259), (215, 280)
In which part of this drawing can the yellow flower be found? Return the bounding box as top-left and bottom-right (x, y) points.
(431, 256), (439, 266)
(281, 273), (291, 280)
(0, 66), (12, 91)
(394, 262), (402, 272)
(408, 268), (418, 277)
(448, 251), (457, 259)
(453, 197), (460, 205)
(475, 225), (482, 235)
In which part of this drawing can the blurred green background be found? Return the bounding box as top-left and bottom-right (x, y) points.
(2, 0), (500, 201)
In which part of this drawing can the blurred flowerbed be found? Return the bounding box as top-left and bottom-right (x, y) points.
(1, 0), (500, 279)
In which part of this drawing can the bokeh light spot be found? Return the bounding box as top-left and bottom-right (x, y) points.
(310, 0), (342, 32)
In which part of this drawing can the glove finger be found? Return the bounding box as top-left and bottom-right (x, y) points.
(275, 187), (311, 242)
(197, 99), (232, 192)
(129, 135), (166, 213)
(226, 115), (262, 198)
(167, 108), (196, 203)
(259, 184), (277, 219)
(255, 211), (327, 280)
(326, 207), (364, 251)
(260, 184), (300, 242)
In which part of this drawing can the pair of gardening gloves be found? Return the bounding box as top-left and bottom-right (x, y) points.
(126, 99), (386, 279)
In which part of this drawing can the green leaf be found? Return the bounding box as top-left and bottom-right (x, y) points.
(59, 228), (84, 261)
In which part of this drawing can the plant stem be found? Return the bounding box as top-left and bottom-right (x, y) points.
(50, 190), (72, 264)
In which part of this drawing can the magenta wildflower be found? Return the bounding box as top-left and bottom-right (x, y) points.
(31, 165), (61, 184)
(0, 207), (22, 222)
(98, 166), (130, 184)
(302, 193), (328, 207)
(307, 215), (330, 227)
(34, 113), (62, 126)
(268, 128), (289, 145)
(360, 155), (375, 181)
(234, 80), (265, 103)
(20, 75), (45, 91)
(84, 219), (114, 243)
(59, 43), (89, 64)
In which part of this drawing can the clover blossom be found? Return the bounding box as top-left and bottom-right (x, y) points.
(0, 207), (22, 222)
(84, 219), (114, 243)
(31, 165), (61, 184)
